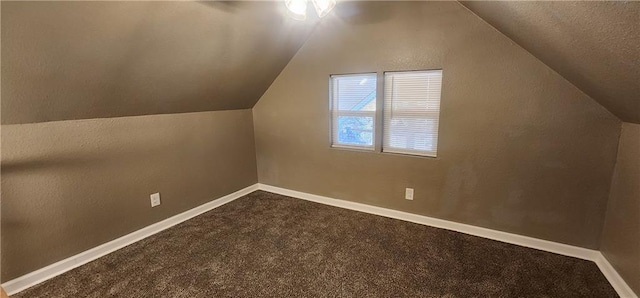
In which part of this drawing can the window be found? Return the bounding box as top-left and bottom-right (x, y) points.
(330, 73), (377, 150)
(329, 70), (443, 157)
(383, 70), (442, 157)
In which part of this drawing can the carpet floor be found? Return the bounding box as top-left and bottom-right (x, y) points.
(15, 190), (617, 297)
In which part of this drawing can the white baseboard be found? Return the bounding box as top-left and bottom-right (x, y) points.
(2, 184), (260, 296)
(258, 183), (637, 298)
(4, 183), (636, 298)
(595, 252), (638, 298)
(257, 184), (599, 259)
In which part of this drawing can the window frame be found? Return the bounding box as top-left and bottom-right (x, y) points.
(329, 72), (378, 151)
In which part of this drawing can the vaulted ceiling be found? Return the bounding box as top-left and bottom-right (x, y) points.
(1, 1), (316, 124)
(2, 1), (638, 124)
(461, 1), (640, 124)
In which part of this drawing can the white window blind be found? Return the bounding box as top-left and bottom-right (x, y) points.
(383, 70), (442, 157)
(330, 73), (377, 150)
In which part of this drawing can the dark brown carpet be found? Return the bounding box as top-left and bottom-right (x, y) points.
(15, 191), (617, 297)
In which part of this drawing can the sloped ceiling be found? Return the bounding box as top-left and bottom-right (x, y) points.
(1, 1), (316, 124)
(461, 1), (640, 124)
(3, 1), (637, 125)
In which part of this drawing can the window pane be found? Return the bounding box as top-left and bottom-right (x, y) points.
(387, 117), (438, 152)
(383, 70), (442, 157)
(331, 73), (377, 149)
(334, 74), (377, 112)
(336, 115), (374, 147)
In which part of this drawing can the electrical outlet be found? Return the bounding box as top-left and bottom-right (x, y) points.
(405, 188), (414, 200)
(150, 193), (161, 207)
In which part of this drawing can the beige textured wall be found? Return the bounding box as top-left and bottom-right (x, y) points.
(253, 2), (621, 249)
(1, 110), (258, 281)
(600, 122), (640, 296)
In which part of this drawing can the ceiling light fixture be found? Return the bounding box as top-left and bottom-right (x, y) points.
(285, 0), (336, 20)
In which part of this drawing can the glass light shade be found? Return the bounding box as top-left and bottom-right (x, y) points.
(311, 0), (336, 18)
(285, 0), (308, 20)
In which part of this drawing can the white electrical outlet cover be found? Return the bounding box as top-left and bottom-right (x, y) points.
(150, 193), (161, 207)
(405, 188), (414, 200)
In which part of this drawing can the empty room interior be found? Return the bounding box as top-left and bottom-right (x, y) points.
(0, 1), (638, 297)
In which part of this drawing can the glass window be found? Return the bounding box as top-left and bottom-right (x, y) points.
(383, 70), (442, 157)
(330, 73), (377, 150)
